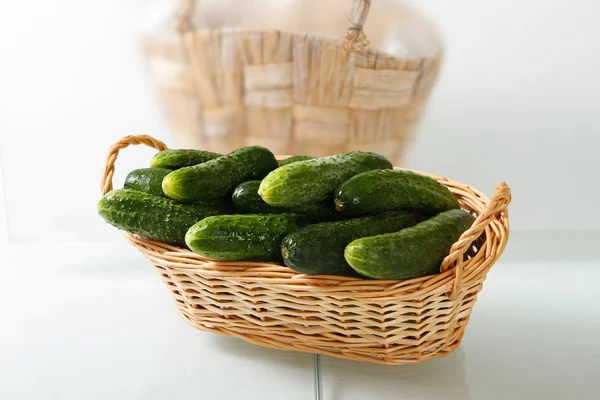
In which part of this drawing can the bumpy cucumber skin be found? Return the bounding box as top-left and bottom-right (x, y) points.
(278, 155), (314, 166)
(125, 168), (235, 207)
(124, 167), (172, 197)
(163, 146), (278, 202)
(150, 149), (222, 169)
(97, 189), (229, 246)
(345, 209), (475, 280)
(281, 211), (423, 275)
(185, 214), (307, 262)
(335, 169), (460, 216)
(259, 151), (393, 207)
(232, 181), (339, 222)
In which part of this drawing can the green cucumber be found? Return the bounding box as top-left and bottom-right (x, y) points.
(150, 149), (222, 169)
(259, 151), (392, 207)
(278, 155), (314, 166)
(281, 211), (423, 275)
(97, 189), (229, 246)
(163, 146), (278, 202)
(124, 167), (172, 197)
(185, 214), (307, 262)
(335, 169), (460, 216)
(345, 209), (475, 280)
(232, 181), (339, 222)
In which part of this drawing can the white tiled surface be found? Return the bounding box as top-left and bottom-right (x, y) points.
(0, 243), (314, 400)
(1, 234), (599, 400)
(321, 259), (600, 399)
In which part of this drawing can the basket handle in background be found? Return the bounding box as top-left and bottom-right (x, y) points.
(345, 0), (372, 52)
(440, 182), (512, 300)
(173, 0), (197, 34)
(170, 0), (373, 52)
(101, 135), (168, 195)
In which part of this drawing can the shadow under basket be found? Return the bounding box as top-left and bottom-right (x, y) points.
(101, 135), (512, 365)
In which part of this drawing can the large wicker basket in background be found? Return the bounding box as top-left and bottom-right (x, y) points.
(101, 135), (512, 365)
(142, 0), (443, 162)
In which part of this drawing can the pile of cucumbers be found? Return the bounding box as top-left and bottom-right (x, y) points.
(98, 145), (475, 280)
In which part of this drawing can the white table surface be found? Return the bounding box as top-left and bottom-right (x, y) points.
(1, 233), (599, 400)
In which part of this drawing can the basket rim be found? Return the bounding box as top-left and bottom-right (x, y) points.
(122, 166), (508, 301)
(143, 27), (445, 63)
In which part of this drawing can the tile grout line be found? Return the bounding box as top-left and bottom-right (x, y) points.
(0, 145), (9, 246)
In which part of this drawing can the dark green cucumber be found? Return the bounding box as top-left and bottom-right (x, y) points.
(335, 169), (460, 216)
(124, 167), (235, 208)
(281, 211), (423, 275)
(150, 149), (222, 169)
(259, 151), (392, 207)
(163, 146), (278, 202)
(345, 209), (475, 280)
(232, 181), (339, 222)
(278, 155), (314, 166)
(124, 167), (172, 197)
(97, 189), (229, 246)
(185, 214), (307, 262)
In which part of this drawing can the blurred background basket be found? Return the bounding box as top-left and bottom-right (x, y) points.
(142, 0), (444, 162)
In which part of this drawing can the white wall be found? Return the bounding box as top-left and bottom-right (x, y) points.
(0, 0), (598, 244)
(403, 0), (600, 232)
(0, 0), (172, 244)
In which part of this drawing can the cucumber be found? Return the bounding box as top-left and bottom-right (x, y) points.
(163, 146), (278, 202)
(335, 169), (460, 216)
(259, 151), (392, 207)
(278, 155), (314, 166)
(345, 209), (476, 280)
(281, 211), (423, 275)
(150, 149), (222, 169)
(232, 181), (339, 222)
(97, 189), (229, 246)
(185, 214), (307, 262)
(123, 167), (235, 208)
(124, 167), (172, 197)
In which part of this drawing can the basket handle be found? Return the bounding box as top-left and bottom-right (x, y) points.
(173, 0), (197, 34)
(345, 0), (372, 52)
(171, 0), (373, 52)
(101, 135), (168, 195)
(440, 182), (512, 300)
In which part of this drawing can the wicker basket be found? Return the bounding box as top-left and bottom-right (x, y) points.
(142, 0), (443, 162)
(101, 135), (512, 365)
